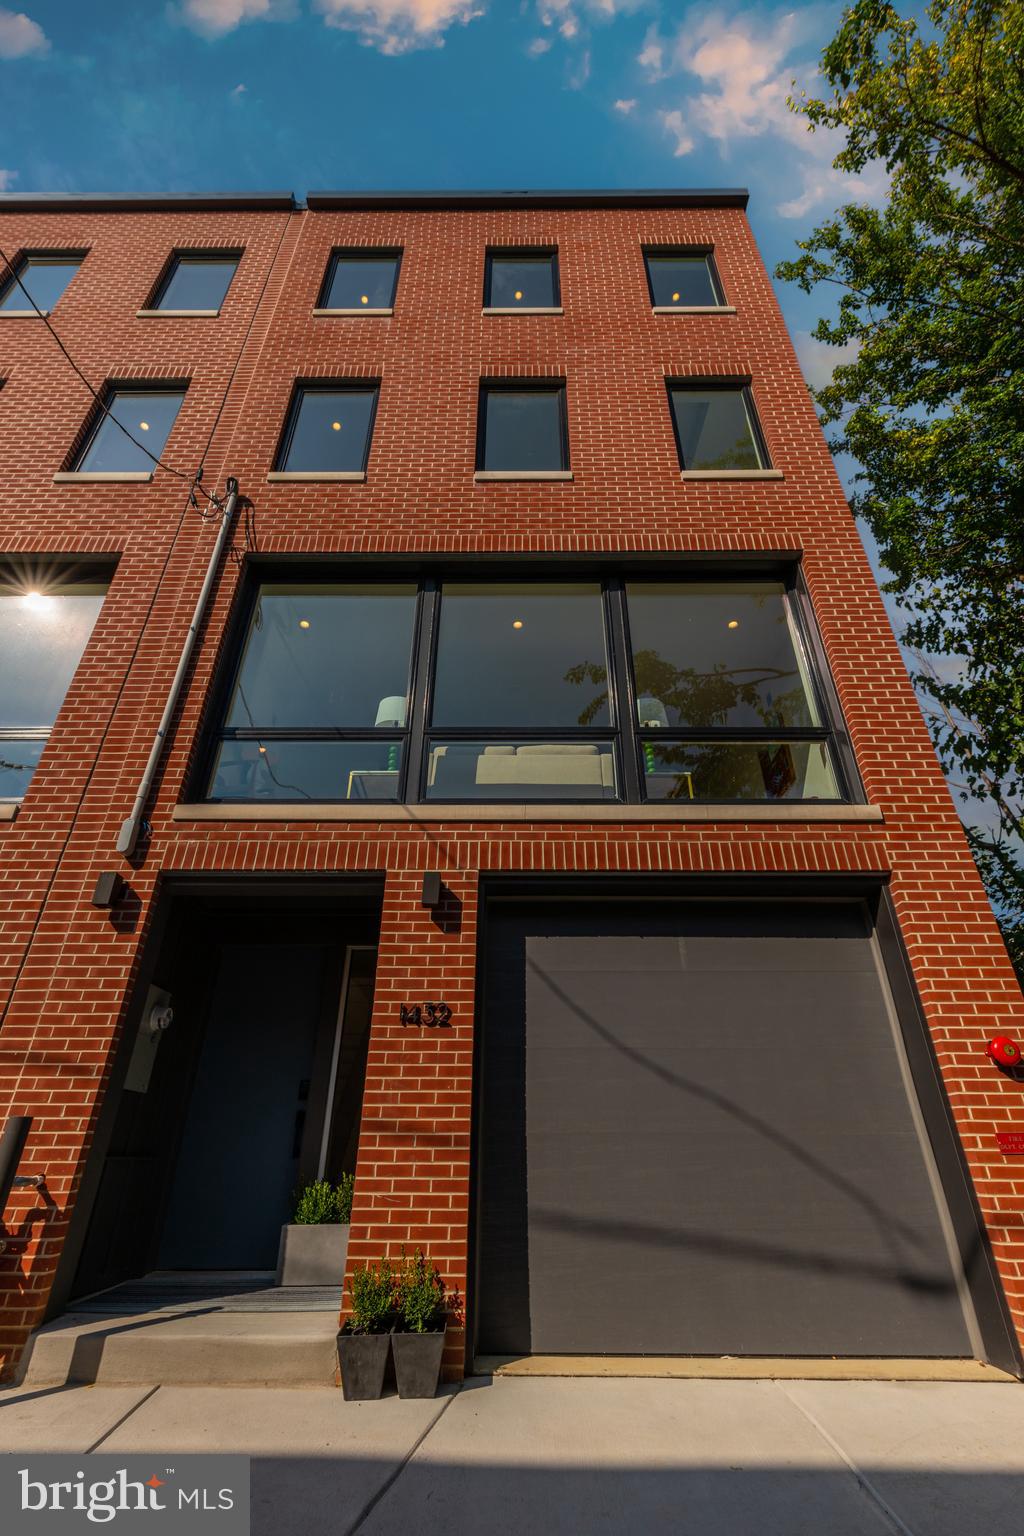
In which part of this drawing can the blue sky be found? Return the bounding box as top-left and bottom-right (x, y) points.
(0, 0), (873, 386)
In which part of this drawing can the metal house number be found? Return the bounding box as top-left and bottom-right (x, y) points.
(399, 1002), (453, 1028)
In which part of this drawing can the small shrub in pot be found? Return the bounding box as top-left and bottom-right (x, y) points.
(391, 1250), (448, 1400)
(337, 1257), (397, 1401)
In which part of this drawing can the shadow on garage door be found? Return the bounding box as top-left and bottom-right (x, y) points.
(476, 898), (980, 1359)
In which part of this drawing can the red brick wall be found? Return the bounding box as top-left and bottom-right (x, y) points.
(1, 200), (1022, 1380)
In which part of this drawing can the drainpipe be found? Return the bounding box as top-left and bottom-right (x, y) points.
(116, 477), (239, 859)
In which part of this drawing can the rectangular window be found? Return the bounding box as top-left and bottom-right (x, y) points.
(208, 584), (417, 802)
(318, 249), (401, 311)
(151, 252), (239, 312)
(668, 384), (766, 471)
(0, 568), (108, 798)
(478, 383), (568, 473)
(0, 252), (84, 313)
(626, 581), (838, 801)
(203, 571), (847, 806)
(644, 249), (723, 308)
(484, 249), (559, 309)
(72, 387), (185, 475)
(275, 384), (378, 474)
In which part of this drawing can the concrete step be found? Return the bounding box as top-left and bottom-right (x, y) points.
(19, 1308), (341, 1388)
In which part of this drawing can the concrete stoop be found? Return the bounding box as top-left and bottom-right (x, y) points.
(18, 1309), (341, 1388)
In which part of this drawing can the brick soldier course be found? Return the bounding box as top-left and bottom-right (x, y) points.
(0, 190), (1022, 1384)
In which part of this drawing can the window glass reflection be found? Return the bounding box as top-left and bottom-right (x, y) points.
(0, 257), (81, 312)
(209, 740), (403, 801)
(322, 254), (400, 310)
(480, 388), (566, 471)
(0, 585), (106, 729)
(426, 742), (616, 800)
(432, 584), (609, 728)
(645, 254), (719, 307)
(626, 582), (819, 731)
(76, 391), (184, 474)
(225, 585), (416, 729)
(487, 254), (558, 308)
(669, 388), (763, 471)
(279, 389), (377, 473)
(156, 257), (237, 311)
(643, 741), (839, 801)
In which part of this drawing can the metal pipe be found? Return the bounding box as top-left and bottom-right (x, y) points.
(0, 1115), (32, 1215)
(116, 477), (239, 858)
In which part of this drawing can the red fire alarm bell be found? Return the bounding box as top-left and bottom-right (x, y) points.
(987, 1035), (1022, 1069)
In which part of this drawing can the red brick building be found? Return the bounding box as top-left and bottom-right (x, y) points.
(1, 189), (1022, 1384)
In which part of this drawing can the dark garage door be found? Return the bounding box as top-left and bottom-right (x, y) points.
(477, 901), (973, 1358)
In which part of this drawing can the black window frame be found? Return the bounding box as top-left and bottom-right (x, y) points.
(666, 378), (771, 472)
(0, 248), (88, 312)
(197, 560), (856, 807)
(642, 245), (725, 308)
(476, 379), (569, 472)
(68, 381), (189, 474)
(273, 380), (381, 474)
(317, 247), (403, 311)
(146, 248), (243, 312)
(483, 247), (561, 309)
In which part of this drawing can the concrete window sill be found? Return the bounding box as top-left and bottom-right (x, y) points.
(266, 471), (367, 482)
(474, 470), (573, 482)
(482, 307), (564, 316)
(173, 802), (883, 825)
(652, 305), (737, 315)
(0, 801), (19, 822)
(680, 469), (784, 481)
(0, 308), (51, 318)
(136, 308), (220, 318)
(53, 471), (153, 483)
(312, 307), (393, 317)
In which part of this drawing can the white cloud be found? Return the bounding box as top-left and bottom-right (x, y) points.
(0, 168), (17, 191)
(560, 15), (578, 37)
(230, 82), (247, 97)
(636, 25), (663, 80)
(793, 330), (861, 391)
(567, 45), (590, 88)
(528, 35), (552, 54)
(315, 0), (485, 54)
(180, 0), (287, 37)
(613, 97), (636, 114)
(659, 107), (694, 158)
(0, 8), (49, 57)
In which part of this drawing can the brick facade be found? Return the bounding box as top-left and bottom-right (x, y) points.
(1, 192), (1022, 1383)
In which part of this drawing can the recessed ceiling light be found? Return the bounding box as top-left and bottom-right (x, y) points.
(331, 421), (341, 431)
(514, 290), (523, 301)
(139, 421), (150, 431)
(360, 295), (369, 304)
(512, 620), (524, 629)
(672, 292), (680, 303)
(727, 620), (739, 629)
(258, 745), (268, 755)
(299, 619), (311, 629)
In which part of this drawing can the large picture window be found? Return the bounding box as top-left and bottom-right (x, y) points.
(203, 573), (847, 805)
(0, 567), (108, 799)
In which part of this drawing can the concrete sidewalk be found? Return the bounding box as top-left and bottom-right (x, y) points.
(2, 1375), (1023, 1535)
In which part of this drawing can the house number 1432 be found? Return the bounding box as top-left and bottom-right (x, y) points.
(400, 1002), (453, 1028)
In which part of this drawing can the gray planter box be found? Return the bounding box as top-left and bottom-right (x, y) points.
(276, 1222), (349, 1287)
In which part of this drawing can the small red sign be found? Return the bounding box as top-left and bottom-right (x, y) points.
(996, 1132), (1024, 1156)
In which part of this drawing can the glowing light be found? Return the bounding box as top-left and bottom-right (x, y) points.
(360, 295), (369, 305)
(727, 620), (739, 629)
(139, 421), (150, 431)
(512, 620), (524, 630)
(258, 745), (268, 755)
(672, 292), (680, 303)
(299, 619), (311, 629)
(514, 290), (523, 301)
(21, 591), (55, 614)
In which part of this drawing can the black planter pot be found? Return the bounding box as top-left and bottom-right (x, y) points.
(337, 1330), (390, 1401)
(392, 1330), (446, 1399)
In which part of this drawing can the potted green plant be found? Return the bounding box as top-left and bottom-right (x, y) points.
(276, 1174), (354, 1287)
(337, 1257), (397, 1401)
(391, 1250), (448, 1399)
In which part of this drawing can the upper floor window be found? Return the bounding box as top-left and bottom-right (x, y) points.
(72, 386), (186, 475)
(477, 382), (568, 474)
(484, 249), (560, 310)
(644, 249), (724, 309)
(150, 252), (239, 313)
(318, 249), (401, 312)
(668, 383), (767, 472)
(274, 383), (379, 475)
(0, 252), (84, 313)
(0, 566), (109, 799)
(202, 572), (846, 806)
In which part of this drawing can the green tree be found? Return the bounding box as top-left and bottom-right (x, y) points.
(776, 0), (1024, 977)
